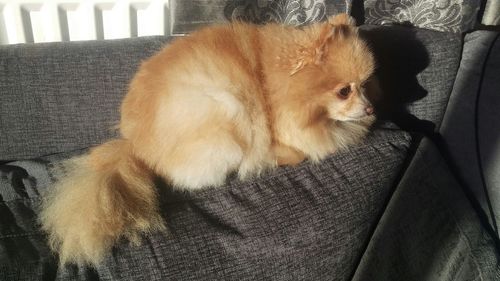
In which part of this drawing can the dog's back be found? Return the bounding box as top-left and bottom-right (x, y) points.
(121, 22), (275, 189)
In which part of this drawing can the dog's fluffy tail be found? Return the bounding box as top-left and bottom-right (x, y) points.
(40, 139), (165, 266)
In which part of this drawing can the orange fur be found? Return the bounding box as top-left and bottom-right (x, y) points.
(40, 140), (165, 266)
(40, 14), (376, 266)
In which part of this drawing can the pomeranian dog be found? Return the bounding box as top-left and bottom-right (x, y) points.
(40, 14), (376, 266)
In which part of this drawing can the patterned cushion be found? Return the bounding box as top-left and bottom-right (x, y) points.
(482, 0), (500, 26)
(224, 0), (350, 25)
(170, 0), (350, 34)
(363, 0), (481, 33)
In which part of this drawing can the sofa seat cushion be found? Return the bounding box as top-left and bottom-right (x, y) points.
(0, 129), (412, 280)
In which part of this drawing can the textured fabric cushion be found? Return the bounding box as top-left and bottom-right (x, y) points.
(0, 129), (412, 280)
(362, 0), (480, 33)
(352, 138), (500, 280)
(0, 37), (171, 161)
(360, 25), (462, 132)
(1, 25), (462, 161)
(440, 31), (500, 236)
(171, 0), (350, 34)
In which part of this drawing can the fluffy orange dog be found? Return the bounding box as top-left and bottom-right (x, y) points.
(40, 14), (376, 266)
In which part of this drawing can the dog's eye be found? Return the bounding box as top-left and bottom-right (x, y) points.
(337, 85), (351, 99)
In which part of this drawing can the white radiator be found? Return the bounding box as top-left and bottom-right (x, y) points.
(0, 0), (171, 44)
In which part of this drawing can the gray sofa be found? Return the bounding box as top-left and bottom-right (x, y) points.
(1, 6), (500, 281)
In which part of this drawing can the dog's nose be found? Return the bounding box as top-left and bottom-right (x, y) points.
(365, 106), (374, 115)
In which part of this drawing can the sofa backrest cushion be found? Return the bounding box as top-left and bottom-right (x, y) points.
(360, 25), (462, 132)
(0, 25), (462, 160)
(0, 37), (170, 161)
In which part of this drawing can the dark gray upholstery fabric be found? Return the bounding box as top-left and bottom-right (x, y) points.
(1, 129), (412, 280)
(352, 138), (500, 280)
(440, 31), (500, 236)
(0, 37), (171, 161)
(360, 25), (462, 132)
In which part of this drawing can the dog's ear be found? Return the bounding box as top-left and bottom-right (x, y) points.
(290, 14), (357, 75)
(313, 14), (357, 64)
